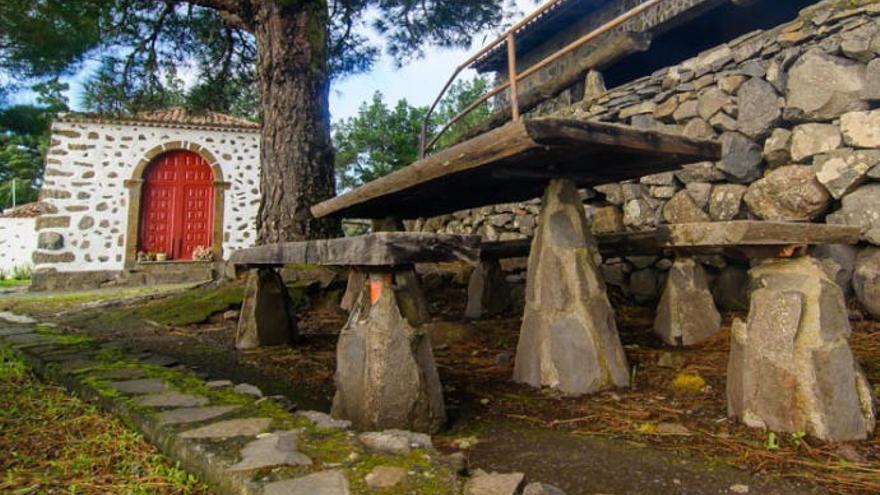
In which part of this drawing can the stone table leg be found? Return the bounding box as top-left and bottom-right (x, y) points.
(236, 268), (297, 350)
(727, 256), (876, 441)
(513, 179), (630, 396)
(465, 259), (513, 319)
(332, 270), (445, 433)
(653, 256), (722, 346)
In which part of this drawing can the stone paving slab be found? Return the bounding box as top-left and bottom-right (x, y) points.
(226, 431), (312, 472)
(135, 392), (210, 408)
(179, 418), (273, 440)
(158, 405), (241, 426)
(263, 470), (351, 495)
(0, 326), (37, 336)
(84, 367), (148, 380)
(108, 378), (171, 395)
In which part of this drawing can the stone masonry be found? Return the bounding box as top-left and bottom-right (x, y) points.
(412, 0), (880, 313)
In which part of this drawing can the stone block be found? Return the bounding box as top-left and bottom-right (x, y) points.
(37, 232), (64, 250)
(465, 260), (512, 319)
(785, 49), (868, 121)
(235, 268), (296, 350)
(790, 123), (842, 162)
(654, 257), (721, 346)
(513, 179), (629, 396)
(743, 165), (830, 221)
(853, 247), (880, 319)
(727, 257), (875, 441)
(840, 109), (880, 148)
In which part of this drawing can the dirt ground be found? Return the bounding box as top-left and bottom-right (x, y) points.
(2, 274), (878, 494)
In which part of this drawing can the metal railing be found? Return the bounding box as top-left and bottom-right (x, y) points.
(419, 0), (664, 158)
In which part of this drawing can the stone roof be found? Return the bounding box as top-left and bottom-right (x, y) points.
(0, 201), (57, 218)
(55, 107), (260, 132)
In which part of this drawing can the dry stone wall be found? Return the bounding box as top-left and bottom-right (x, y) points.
(35, 119), (261, 273)
(414, 0), (880, 308)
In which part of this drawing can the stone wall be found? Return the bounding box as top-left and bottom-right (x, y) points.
(415, 0), (880, 308)
(0, 217), (37, 275)
(35, 118), (261, 273)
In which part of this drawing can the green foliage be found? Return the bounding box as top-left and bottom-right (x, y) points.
(333, 75), (491, 188)
(765, 431), (780, 450)
(129, 284), (245, 326)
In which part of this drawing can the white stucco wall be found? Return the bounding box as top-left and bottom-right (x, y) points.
(0, 217), (36, 275)
(35, 118), (261, 272)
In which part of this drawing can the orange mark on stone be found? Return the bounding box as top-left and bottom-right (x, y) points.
(369, 273), (392, 304)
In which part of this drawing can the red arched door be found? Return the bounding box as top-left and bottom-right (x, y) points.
(139, 150), (214, 260)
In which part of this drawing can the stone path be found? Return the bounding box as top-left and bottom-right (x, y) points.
(0, 318), (477, 494)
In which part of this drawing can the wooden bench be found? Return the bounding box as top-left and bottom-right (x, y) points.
(231, 232), (480, 433)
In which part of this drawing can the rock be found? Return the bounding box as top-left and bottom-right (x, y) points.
(108, 379), (169, 395)
(365, 466), (407, 489)
(37, 232), (64, 250)
(464, 471), (525, 495)
(737, 78), (781, 139)
(656, 422), (692, 435)
(840, 110), (880, 148)
(296, 410), (352, 430)
(790, 124), (842, 162)
(685, 182), (712, 210)
(640, 172), (676, 186)
(227, 431), (312, 471)
(590, 206), (625, 234)
(629, 269), (658, 302)
(814, 149), (878, 199)
(179, 417), (273, 439)
(674, 162), (726, 183)
(134, 392), (209, 408)
(853, 247), (880, 319)
(730, 484), (750, 494)
(827, 184), (880, 244)
(682, 118), (716, 140)
(864, 59), (880, 100)
(332, 274), (445, 432)
(785, 49), (867, 121)
(584, 70), (606, 101)
(264, 470), (351, 495)
(222, 310), (239, 321)
(763, 128), (792, 167)
(206, 379), (233, 388)
(234, 383), (263, 398)
(654, 258), (722, 346)
(710, 112), (738, 132)
(712, 265), (750, 312)
(841, 31), (875, 63)
(718, 74), (747, 94)
(157, 405), (240, 425)
(813, 244), (858, 298)
(514, 179), (630, 396)
(673, 99), (699, 123)
(594, 183), (623, 205)
(623, 199), (656, 228)
(697, 87), (731, 121)
(523, 483), (566, 495)
(358, 429), (432, 455)
(728, 258), (876, 441)
(718, 132), (763, 183)
(743, 165), (830, 221)
(235, 268), (296, 350)
(654, 97), (679, 122)
(663, 191), (710, 224)
(466, 260), (512, 319)
(620, 101), (657, 119)
(709, 184), (747, 221)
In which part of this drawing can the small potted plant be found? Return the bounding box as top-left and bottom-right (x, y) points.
(155, 252), (167, 262)
(193, 245), (214, 262)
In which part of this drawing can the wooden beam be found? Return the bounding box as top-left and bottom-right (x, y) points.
(230, 233), (482, 267)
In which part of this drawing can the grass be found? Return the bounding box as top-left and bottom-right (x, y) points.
(0, 285), (184, 317)
(0, 278), (29, 288)
(0, 346), (210, 495)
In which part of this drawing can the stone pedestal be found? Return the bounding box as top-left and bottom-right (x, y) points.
(465, 259), (512, 319)
(513, 179), (630, 396)
(727, 257), (876, 441)
(340, 269), (365, 312)
(236, 268), (297, 350)
(332, 271), (445, 433)
(653, 257), (722, 346)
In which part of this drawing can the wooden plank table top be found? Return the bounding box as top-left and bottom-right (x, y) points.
(312, 119), (721, 220)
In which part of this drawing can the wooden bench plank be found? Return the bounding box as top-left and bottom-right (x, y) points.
(481, 222), (861, 259)
(311, 119), (720, 220)
(230, 233), (482, 267)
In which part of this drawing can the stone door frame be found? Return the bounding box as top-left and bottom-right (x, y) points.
(123, 142), (230, 269)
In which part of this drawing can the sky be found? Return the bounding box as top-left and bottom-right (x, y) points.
(8, 0), (538, 124)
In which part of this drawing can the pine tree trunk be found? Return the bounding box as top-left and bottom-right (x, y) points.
(253, 0), (339, 243)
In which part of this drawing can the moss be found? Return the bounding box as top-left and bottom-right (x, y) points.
(130, 284), (244, 326)
(35, 325), (96, 348)
(670, 372), (707, 394)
